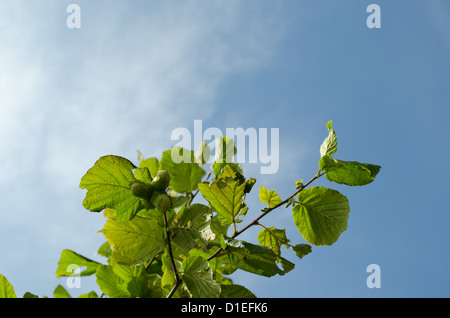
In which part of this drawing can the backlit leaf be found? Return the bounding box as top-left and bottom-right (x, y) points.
(160, 148), (205, 193)
(259, 186), (282, 208)
(257, 227), (289, 256)
(220, 284), (256, 298)
(55, 249), (100, 278)
(319, 154), (381, 186)
(79, 155), (142, 222)
(320, 120), (337, 157)
(0, 274), (16, 298)
(100, 217), (165, 265)
(220, 236), (294, 277)
(182, 256), (221, 298)
(198, 165), (248, 226)
(293, 186), (350, 246)
(292, 244), (312, 259)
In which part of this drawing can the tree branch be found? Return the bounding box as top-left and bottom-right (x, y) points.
(167, 169), (322, 297)
(166, 170), (213, 297)
(163, 211), (182, 298)
(207, 170), (321, 262)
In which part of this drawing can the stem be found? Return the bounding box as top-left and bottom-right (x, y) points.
(232, 221), (237, 237)
(187, 189), (199, 206)
(166, 170), (212, 297)
(167, 280), (183, 298)
(207, 169), (321, 262)
(163, 211), (181, 298)
(145, 255), (156, 271)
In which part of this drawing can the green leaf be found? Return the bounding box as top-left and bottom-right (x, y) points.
(160, 148), (206, 193)
(293, 186), (350, 246)
(97, 241), (112, 259)
(78, 291), (99, 298)
(292, 244), (312, 259)
(320, 120), (337, 157)
(96, 264), (160, 298)
(23, 292), (39, 298)
(53, 285), (71, 298)
(95, 265), (127, 298)
(259, 186), (282, 208)
(55, 249), (100, 278)
(79, 155), (142, 222)
(220, 284), (256, 298)
(100, 217), (165, 265)
(220, 236), (295, 277)
(134, 167), (153, 184)
(181, 256), (221, 298)
(319, 154), (381, 186)
(257, 227), (289, 256)
(139, 157), (160, 180)
(0, 274), (17, 298)
(171, 204), (215, 250)
(112, 264), (153, 298)
(198, 165), (248, 226)
(174, 203), (210, 227)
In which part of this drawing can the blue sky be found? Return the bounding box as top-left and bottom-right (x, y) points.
(0, 0), (449, 298)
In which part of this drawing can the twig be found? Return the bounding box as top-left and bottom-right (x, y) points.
(163, 211), (182, 298)
(207, 169), (321, 261)
(168, 169), (322, 297)
(166, 169), (212, 297)
(145, 255), (156, 271)
(167, 279), (183, 298)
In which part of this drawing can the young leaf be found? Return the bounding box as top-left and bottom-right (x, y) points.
(259, 186), (282, 208)
(160, 148), (206, 193)
(55, 249), (101, 278)
(220, 236), (295, 277)
(319, 154), (381, 186)
(198, 165), (248, 226)
(257, 227), (290, 256)
(320, 120), (338, 158)
(181, 256), (221, 298)
(295, 179), (304, 189)
(293, 186), (350, 246)
(79, 155), (142, 222)
(100, 217), (165, 265)
(292, 244), (312, 259)
(0, 274), (17, 298)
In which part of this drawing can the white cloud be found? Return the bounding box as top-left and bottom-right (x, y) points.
(0, 0), (285, 296)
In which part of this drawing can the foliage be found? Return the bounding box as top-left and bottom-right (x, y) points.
(0, 121), (380, 298)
